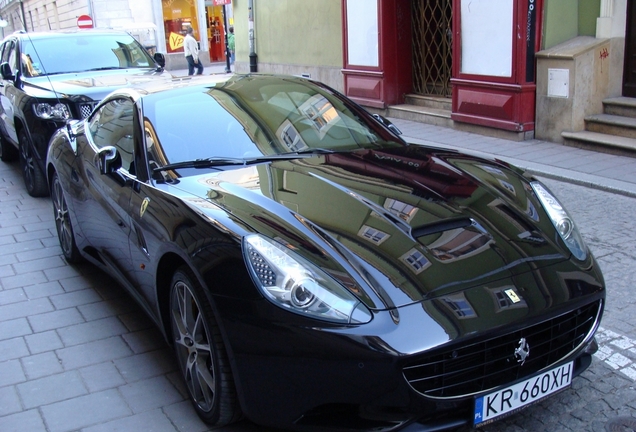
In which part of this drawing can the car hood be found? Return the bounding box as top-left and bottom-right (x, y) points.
(175, 146), (585, 310)
(23, 68), (172, 99)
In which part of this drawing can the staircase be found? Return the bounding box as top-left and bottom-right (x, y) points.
(385, 94), (453, 128)
(384, 94), (531, 141)
(562, 97), (636, 156)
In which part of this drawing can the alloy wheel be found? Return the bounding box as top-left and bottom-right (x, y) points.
(170, 280), (216, 413)
(52, 176), (73, 257)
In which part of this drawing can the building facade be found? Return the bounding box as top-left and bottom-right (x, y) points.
(231, 0), (629, 144)
(0, 0), (630, 145)
(0, 0), (234, 70)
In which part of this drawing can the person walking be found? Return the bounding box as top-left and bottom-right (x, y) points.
(228, 26), (235, 67)
(184, 26), (204, 76)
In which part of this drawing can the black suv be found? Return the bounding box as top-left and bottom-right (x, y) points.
(0, 29), (171, 196)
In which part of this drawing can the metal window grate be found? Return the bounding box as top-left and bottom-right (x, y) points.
(412, 0), (453, 97)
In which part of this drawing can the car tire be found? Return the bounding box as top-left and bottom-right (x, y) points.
(169, 266), (242, 426)
(51, 172), (83, 264)
(18, 129), (48, 197)
(0, 135), (18, 162)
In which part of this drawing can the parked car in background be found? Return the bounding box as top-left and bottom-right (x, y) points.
(0, 29), (171, 196)
(46, 74), (605, 431)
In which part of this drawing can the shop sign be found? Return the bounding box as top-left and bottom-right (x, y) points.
(169, 32), (184, 51)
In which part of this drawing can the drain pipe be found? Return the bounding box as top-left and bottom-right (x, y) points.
(248, 0), (257, 72)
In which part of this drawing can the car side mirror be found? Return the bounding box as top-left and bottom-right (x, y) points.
(0, 62), (14, 80)
(97, 146), (122, 175)
(153, 52), (166, 68)
(372, 113), (402, 136)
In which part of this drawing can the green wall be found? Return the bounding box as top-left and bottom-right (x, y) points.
(543, 0), (600, 49)
(579, 0), (601, 36)
(232, 0), (342, 67)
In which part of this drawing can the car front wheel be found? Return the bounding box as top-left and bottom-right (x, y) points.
(51, 172), (83, 264)
(19, 129), (48, 197)
(169, 266), (241, 426)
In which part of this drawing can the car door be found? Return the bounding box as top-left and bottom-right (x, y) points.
(74, 97), (137, 285)
(0, 38), (19, 145)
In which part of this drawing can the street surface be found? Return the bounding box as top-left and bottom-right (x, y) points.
(0, 152), (635, 431)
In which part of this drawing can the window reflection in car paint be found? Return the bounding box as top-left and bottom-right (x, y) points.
(141, 77), (405, 167)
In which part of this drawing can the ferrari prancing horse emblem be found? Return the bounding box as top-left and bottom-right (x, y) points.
(140, 197), (150, 218)
(514, 338), (530, 366)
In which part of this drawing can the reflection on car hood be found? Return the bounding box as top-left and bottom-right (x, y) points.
(24, 68), (172, 99)
(176, 146), (579, 309)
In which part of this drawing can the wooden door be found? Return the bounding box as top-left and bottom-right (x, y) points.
(624, 0), (636, 97)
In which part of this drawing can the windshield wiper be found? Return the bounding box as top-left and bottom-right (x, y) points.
(153, 157), (246, 172)
(153, 150), (338, 173)
(84, 66), (128, 72)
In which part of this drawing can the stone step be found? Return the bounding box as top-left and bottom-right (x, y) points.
(386, 104), (454, 128)
(561, 130), (636, 157)
(585, 113), (636, 139)
(603, 97), (636, 117)
(403, 94), (452, 111)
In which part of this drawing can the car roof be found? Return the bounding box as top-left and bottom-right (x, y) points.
(7, 29), (136, 41)
(107, 74), (326, 103)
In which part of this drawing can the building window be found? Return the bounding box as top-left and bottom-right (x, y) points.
(384, 198), (418, 222)
(358, 225), (390, 245)
(163, 0), (200, 53)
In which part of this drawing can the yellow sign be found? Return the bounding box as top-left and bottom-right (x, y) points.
(169, 32), (184, 51)
(504, 288), (521, 304)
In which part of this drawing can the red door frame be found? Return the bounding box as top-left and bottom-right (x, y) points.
(341, 0), (412, 108)
(450, 0), (544, 132)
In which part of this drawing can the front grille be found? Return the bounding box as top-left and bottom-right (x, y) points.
(403, 301), (601, 398)
(78, 102), (98, 119)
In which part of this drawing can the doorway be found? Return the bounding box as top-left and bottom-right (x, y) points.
(411, 0), (453, 97)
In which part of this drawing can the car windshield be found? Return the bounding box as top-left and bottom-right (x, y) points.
(142, 76), (404, 167)
(21, 33), (155, 77)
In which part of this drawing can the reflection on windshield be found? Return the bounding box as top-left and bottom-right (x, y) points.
(22, 35), (154, 77)
(144, 75), (405, 167)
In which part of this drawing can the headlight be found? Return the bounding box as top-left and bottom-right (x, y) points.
(243, 234), (372, 324)
(531, 181), (587, 261)
(33, 102), (70, 120)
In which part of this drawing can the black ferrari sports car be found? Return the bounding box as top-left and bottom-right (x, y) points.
(46, 74), (605, 431)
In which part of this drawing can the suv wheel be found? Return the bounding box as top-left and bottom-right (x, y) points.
(18, 129), (48, 197)
(0, 135), (18, 162)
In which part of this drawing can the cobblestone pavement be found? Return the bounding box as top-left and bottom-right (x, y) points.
(1, 156), (635, 431)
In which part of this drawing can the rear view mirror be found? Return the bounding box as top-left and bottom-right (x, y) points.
(153, 53), (166, 68)
(372, 113), (403, 135)
(97, 146), (121, 175)
(0, 62), (14, 80)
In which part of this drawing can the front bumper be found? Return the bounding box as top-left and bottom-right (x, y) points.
(212, 292), (603, 431)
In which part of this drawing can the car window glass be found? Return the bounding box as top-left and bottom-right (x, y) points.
(88, 98), (136, 175)
(147, 90), (263, 164)
(6, 41), (17, 75)
(21, 33), (154, 76)
(1, 40), (12, 64)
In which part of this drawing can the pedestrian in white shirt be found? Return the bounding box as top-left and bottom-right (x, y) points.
(184, 26), (203, 76)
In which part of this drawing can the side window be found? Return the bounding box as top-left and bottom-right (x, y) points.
(6, 41), (18, 75)
(88, 98), (136, 175)
(0, 40), (11, 64)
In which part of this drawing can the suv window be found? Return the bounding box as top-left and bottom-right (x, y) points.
(3, 40), (17, 75)
(21, 33), (155, 77)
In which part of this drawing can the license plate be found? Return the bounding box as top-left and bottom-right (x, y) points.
(473, 361), (573, 427)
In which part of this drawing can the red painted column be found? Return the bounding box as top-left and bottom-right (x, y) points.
(451, 0), (543, 133)
(341, 0), (412, 109)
